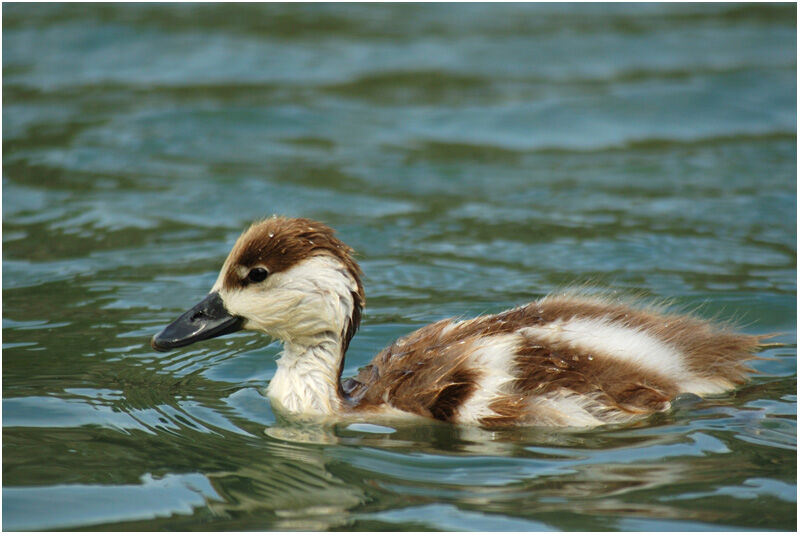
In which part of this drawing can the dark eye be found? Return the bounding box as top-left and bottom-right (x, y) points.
(247, 267), (268, 283)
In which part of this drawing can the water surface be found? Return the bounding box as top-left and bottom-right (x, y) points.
(3, 3), (796, 531)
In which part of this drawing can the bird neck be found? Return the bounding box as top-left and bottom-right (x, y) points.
(266, 336), (345, 417)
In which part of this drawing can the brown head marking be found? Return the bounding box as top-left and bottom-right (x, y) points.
(222, 217), (361, 290)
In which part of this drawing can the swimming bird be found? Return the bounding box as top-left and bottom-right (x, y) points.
(151, 216), (765, 427)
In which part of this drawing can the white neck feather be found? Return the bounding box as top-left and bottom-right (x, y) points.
(267, 337), (343, 416)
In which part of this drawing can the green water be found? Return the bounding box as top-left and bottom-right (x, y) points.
(3, 3), (796, 531)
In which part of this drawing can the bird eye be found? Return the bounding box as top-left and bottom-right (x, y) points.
(247, 267), (268, 283)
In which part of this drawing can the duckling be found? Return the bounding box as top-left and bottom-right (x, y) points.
(152, 216), (765, 427)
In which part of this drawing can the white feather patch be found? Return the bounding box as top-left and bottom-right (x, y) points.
(454, 333), (520, 424)
(522, 317), (727, 395)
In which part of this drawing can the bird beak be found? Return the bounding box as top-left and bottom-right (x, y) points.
(151, 291), (243, 352)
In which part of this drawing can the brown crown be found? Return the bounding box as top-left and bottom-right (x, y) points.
(221, 217), (364, 306)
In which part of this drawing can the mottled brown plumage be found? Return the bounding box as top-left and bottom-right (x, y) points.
(342, 298), (763, 426)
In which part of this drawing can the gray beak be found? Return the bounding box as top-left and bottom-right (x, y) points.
(151, 291), (243, 352)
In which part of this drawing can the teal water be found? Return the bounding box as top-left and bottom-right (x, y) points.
(2, 3), (796, 531)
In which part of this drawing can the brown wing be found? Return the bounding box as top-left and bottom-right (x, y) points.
(343, 319), (479, 421)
